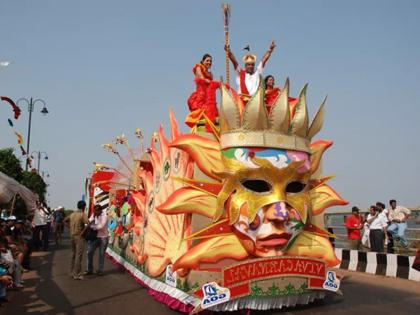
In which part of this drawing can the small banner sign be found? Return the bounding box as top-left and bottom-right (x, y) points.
(200, 282), (231, 309)
(222, 256), (326, 287)
(323, 270), (340, 292)
(165, 265), (177, 287)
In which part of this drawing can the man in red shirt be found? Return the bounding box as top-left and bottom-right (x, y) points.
(346, 207), (363, 250)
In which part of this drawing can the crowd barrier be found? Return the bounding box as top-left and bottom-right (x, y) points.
(334, 248), (419, 282)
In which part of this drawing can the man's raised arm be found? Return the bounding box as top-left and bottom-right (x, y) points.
(261, 40), (276, 68)
(225, 44), (239, 70)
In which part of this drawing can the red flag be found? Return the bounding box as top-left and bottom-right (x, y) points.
(1, 96), (21, 119)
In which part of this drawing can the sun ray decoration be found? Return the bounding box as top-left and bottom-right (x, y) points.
(139, 109), (194, 276)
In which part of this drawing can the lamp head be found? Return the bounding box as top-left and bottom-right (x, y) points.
(41, 106), (49, 115)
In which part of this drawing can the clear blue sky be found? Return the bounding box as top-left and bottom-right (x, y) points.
(1, 0), (419, 210)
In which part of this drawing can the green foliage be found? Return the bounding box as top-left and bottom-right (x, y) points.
(176, 278), (199, 292)
(250, 282), (310, 297)
(21, 171), (47, 203)
(0, 148), (23, 181)
(0, 148), (48, 217)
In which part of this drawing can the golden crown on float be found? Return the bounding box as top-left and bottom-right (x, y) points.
(219, 78), (326, 153)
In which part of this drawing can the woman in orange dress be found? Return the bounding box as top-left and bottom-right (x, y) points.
(264, 75), (280, 114)
(187, 54), (219, 124)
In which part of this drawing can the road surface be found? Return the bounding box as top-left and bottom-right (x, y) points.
(3, 236), (419, 314)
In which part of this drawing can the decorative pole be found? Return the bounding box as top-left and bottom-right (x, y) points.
(101, 143), (134, 176)
(116, 134), (136, 162)
(135, 128), (144, 154)
(222, 3), (231, 85)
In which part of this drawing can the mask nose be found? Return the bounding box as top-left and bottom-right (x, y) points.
(265, 201), (289, 222)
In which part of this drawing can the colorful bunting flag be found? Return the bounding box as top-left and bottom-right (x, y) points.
(14, 131), (23, 145)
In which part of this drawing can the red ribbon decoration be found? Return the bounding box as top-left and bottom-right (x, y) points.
(1, 96), (21, 119)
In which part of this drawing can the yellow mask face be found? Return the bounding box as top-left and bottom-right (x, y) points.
(216, 148), (311, 257)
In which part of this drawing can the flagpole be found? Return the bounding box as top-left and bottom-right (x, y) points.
(222, 4), (231, 85)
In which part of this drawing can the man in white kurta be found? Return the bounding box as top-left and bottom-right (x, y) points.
(225, 41), (276, 103)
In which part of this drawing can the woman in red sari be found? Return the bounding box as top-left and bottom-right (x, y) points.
(264, 75), (280, 114)
(264, 75), (299, 116)
(187, 54), (219, 124)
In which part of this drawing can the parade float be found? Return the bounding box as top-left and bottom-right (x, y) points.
(89, 5), (348, 313)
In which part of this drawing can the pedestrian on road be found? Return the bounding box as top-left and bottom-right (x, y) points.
(345, 207), (363, 250)
(377, 201), (394, 253)
(361, 212), (370, 249)
(21, 215), (34, 270)
(53, 206), (65, 245)
(387, 199), (411, 248)
(32, 201), (47, 251)
(42, 205), (53, 251)
(367, 205), (388, 252)
(65, 200), (88, 280)
(85, 205), (108, 276)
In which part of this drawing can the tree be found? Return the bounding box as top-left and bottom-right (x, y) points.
(21, 170), (47, 204)
(0, 148), (23, 181)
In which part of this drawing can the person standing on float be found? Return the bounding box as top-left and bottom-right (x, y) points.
(264, 75), (280, 113)
(225, 41), (276, 104)
(187, 54), (219, 123)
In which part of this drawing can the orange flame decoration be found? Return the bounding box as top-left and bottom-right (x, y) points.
(133, 109), (194, 277)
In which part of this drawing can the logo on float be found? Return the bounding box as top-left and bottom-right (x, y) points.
(323, 270), (340, 292)
(165, 265), (177, 287)
(200, 282), (230, 309)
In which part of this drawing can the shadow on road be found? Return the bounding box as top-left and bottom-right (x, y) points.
(2, 234), (154, 315)
(3, 240), (74, 314)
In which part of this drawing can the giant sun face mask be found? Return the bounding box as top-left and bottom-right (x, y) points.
(218, 147), (310, 257)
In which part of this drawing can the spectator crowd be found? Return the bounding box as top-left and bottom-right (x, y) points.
(0, 198), (110, 306)
(0, 201), (66, 306)
(345, 199), (412, 253)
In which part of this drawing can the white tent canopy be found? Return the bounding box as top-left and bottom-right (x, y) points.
(0, 171), (38, 215)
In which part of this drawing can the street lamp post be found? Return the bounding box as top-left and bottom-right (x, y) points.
(16, 98), (49, 171)
(42, 171), (50, 180)
(31, 151), (48, 174)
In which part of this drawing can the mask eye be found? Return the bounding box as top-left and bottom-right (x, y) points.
(241, 179), (272, 193)
(249, 215), (261, 231)
(285, 181), (306, 194)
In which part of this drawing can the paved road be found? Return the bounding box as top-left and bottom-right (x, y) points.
(3, 236), (419, 315)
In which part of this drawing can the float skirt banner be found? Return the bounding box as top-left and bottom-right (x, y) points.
(222, 257), (326, 287)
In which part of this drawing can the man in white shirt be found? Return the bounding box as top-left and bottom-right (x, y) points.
(32, 201), (47, 251)
(85, 205), (108, 276)
(387, 199), (411, 247)
(367, 205), (388, 252)
(376, 201), (394, 253)
(42, 206), (53, 251)
(225, 41), (276, 103)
